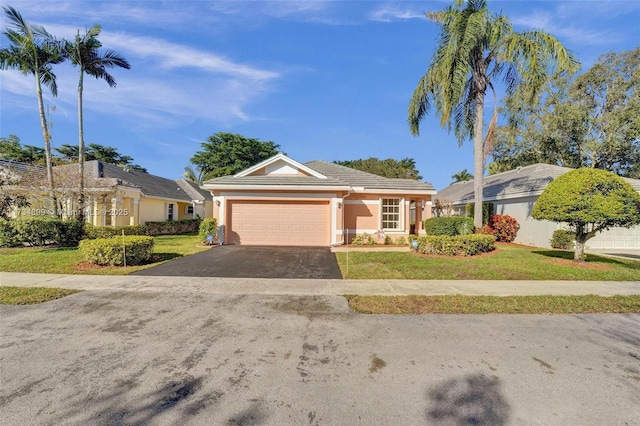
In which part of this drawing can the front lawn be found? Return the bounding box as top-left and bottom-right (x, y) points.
(0, 234), (209, 275)
(336, 243), (640, 280)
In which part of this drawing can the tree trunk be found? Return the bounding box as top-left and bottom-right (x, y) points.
(473, 93), (485, 229)
(35, 69), (58, 217)
(77, 70), (85, 222)
(574, 237), (586, 261)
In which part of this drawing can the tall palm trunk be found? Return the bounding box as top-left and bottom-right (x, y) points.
(77, 69), (85, 221)
(473, 92), (485, 229)
(35, 68), (58, 216)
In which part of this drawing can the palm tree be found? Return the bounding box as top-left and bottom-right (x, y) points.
(408, 0), (579, 227)
(451, 169), (473, 183)
(63, 25), (130, 220)
(0, 6), (64, 215)
(183, 165), (207, 186)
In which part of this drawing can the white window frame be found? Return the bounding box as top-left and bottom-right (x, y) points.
(185, 205), (194, 215)
(381, 197), (403, 231)
(167, 203), (174, 220)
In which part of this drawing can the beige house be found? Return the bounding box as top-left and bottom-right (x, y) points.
(81, 161), (213, 226)
(1, 159), (213, 225)
(201, 153), (436, 246)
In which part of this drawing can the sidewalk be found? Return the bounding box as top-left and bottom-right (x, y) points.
(2, 272), (639, 296)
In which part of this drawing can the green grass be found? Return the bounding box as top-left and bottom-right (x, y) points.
(0, 234), (209, 275)
(337, 244), (640, 280)
(345, 294), (640, 314)
(0, 286), (81, 305)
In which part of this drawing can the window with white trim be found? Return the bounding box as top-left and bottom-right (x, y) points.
(381, 198), (401, 230)
(167, 203), (174, 220)
(185, 205), (194, 215)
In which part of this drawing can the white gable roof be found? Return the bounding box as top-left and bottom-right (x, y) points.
(234, 153), (327, 179)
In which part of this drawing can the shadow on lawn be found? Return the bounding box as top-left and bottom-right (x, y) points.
(148, 252), (182, 263)
(532, 250), (631, 266)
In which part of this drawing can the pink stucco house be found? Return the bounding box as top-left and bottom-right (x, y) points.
(201, 153), (436, 246)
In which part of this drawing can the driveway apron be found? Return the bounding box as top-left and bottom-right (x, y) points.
(131, 245), (342, 279)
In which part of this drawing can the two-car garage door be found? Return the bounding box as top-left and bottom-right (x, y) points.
(228, 200), (330, 246)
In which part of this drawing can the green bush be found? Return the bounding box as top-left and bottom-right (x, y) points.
(465, 202), (495, 225)
(55, 219), (85, 247)
(198, 218), (218, 242)
(395, 236), (407, 246)
(84, 224), (146, 239)
(79, 236), (155, 266)
(10, 216), (59, 246)
(0, 217), (19, 247)
(415, 234), (496, 256)
(145, 219), (201, 236)
(551, 229), (575, 249)
(489, 214), (520, 243)
(423, 216), (474, 236)
(384, 235), (393, 245)
(351, 233), (376, 245)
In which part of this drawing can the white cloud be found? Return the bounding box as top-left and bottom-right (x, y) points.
(102, 33), (280, 81)
(369, 4), (426, 22)
(511, 11), (620, 46)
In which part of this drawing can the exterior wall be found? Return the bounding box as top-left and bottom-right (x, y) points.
(343, 193), (432, 243)
(138, 198), (169, 223)
(492, 197), (558, 248)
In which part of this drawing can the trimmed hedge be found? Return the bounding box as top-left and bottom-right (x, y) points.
(423, 216), (474, 236)
(1, 216), (84, 247)
(0, 217), (19, 247)
(145, 219), (201, 236)
(84, 224), (146, 239)
(415, 234), (496, 256)
(79, 236), (154, 266)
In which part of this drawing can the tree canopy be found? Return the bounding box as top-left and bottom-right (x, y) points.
(334, 157), (422, 180)
(490, 47), (640, 178)
(189, 132), (281, 179)
(408, 0), (579, 227)
(531, 168), (640, 260)
(1, 136), (146, 172)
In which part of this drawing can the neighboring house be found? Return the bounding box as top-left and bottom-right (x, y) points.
(201, 153), (436, 246)
(435, 163), (640, 249)
(1, 159), (213, 225)
(80, 161), (213, 226)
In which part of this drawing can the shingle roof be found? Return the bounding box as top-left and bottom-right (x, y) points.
(436, 163), (640, 204)
(0, 159), (46, 182)
(305, 160), (436, 191)
(176, 179), (211, 201)
(88, 161), (197, 202)
(202, 158), (436, 193)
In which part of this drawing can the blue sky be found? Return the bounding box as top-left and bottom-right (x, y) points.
(1, 0), (638, 190)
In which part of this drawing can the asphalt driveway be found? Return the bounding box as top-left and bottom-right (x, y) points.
(1, 290), (639, 425)
(132, 245), (342, 279)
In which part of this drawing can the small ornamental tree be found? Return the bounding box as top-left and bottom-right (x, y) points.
(531, 168), (640, 261)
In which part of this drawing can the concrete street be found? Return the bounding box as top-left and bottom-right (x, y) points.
(1, 273), (639, 425)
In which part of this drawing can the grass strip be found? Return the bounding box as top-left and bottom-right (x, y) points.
(344, 294), (640, 314)
(0, 286), (81, 305)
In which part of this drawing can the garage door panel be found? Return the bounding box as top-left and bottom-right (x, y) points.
(229, 200), (330, 246)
